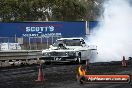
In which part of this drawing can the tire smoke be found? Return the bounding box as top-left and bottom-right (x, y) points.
(87, 0), (132, 62)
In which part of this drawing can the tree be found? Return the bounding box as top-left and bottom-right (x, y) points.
(52, 0), (87, 21)
(0, 0), (103, 22)
(80, 0), (104, 21)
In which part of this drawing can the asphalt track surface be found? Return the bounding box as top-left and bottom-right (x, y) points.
(0, 60), (132, 88)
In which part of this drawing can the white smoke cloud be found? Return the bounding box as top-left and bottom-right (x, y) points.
(87, 0), (132, 62)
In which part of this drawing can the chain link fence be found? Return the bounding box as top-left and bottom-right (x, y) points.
(0, 36), (62, 50)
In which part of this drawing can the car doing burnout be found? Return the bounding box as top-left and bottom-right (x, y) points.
(41, 37), (97, 63)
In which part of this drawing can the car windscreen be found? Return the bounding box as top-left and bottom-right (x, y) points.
(53, 39), (82, 46)
(64, 39), (81, 46)
(53, 40), (63, 47)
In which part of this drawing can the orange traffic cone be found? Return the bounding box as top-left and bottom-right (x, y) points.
(122, 56), (127, 67)
(36, 64), (44, 82)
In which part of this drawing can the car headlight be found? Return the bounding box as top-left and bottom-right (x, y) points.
(43, 52), (50, 56)
(65, 52), (68, 56)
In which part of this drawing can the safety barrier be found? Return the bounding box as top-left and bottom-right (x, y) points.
(0, 50), (43, 67)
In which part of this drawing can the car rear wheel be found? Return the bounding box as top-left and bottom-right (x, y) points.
(76, 52), (81, 64)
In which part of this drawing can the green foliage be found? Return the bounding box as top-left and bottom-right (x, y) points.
(52, 0), (87, 21)
(0, 0), (103, 22)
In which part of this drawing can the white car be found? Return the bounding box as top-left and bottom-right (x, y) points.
(41, 37), (97, 63)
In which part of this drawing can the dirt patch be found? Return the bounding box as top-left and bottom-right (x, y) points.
(0, 61), (132, 88)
